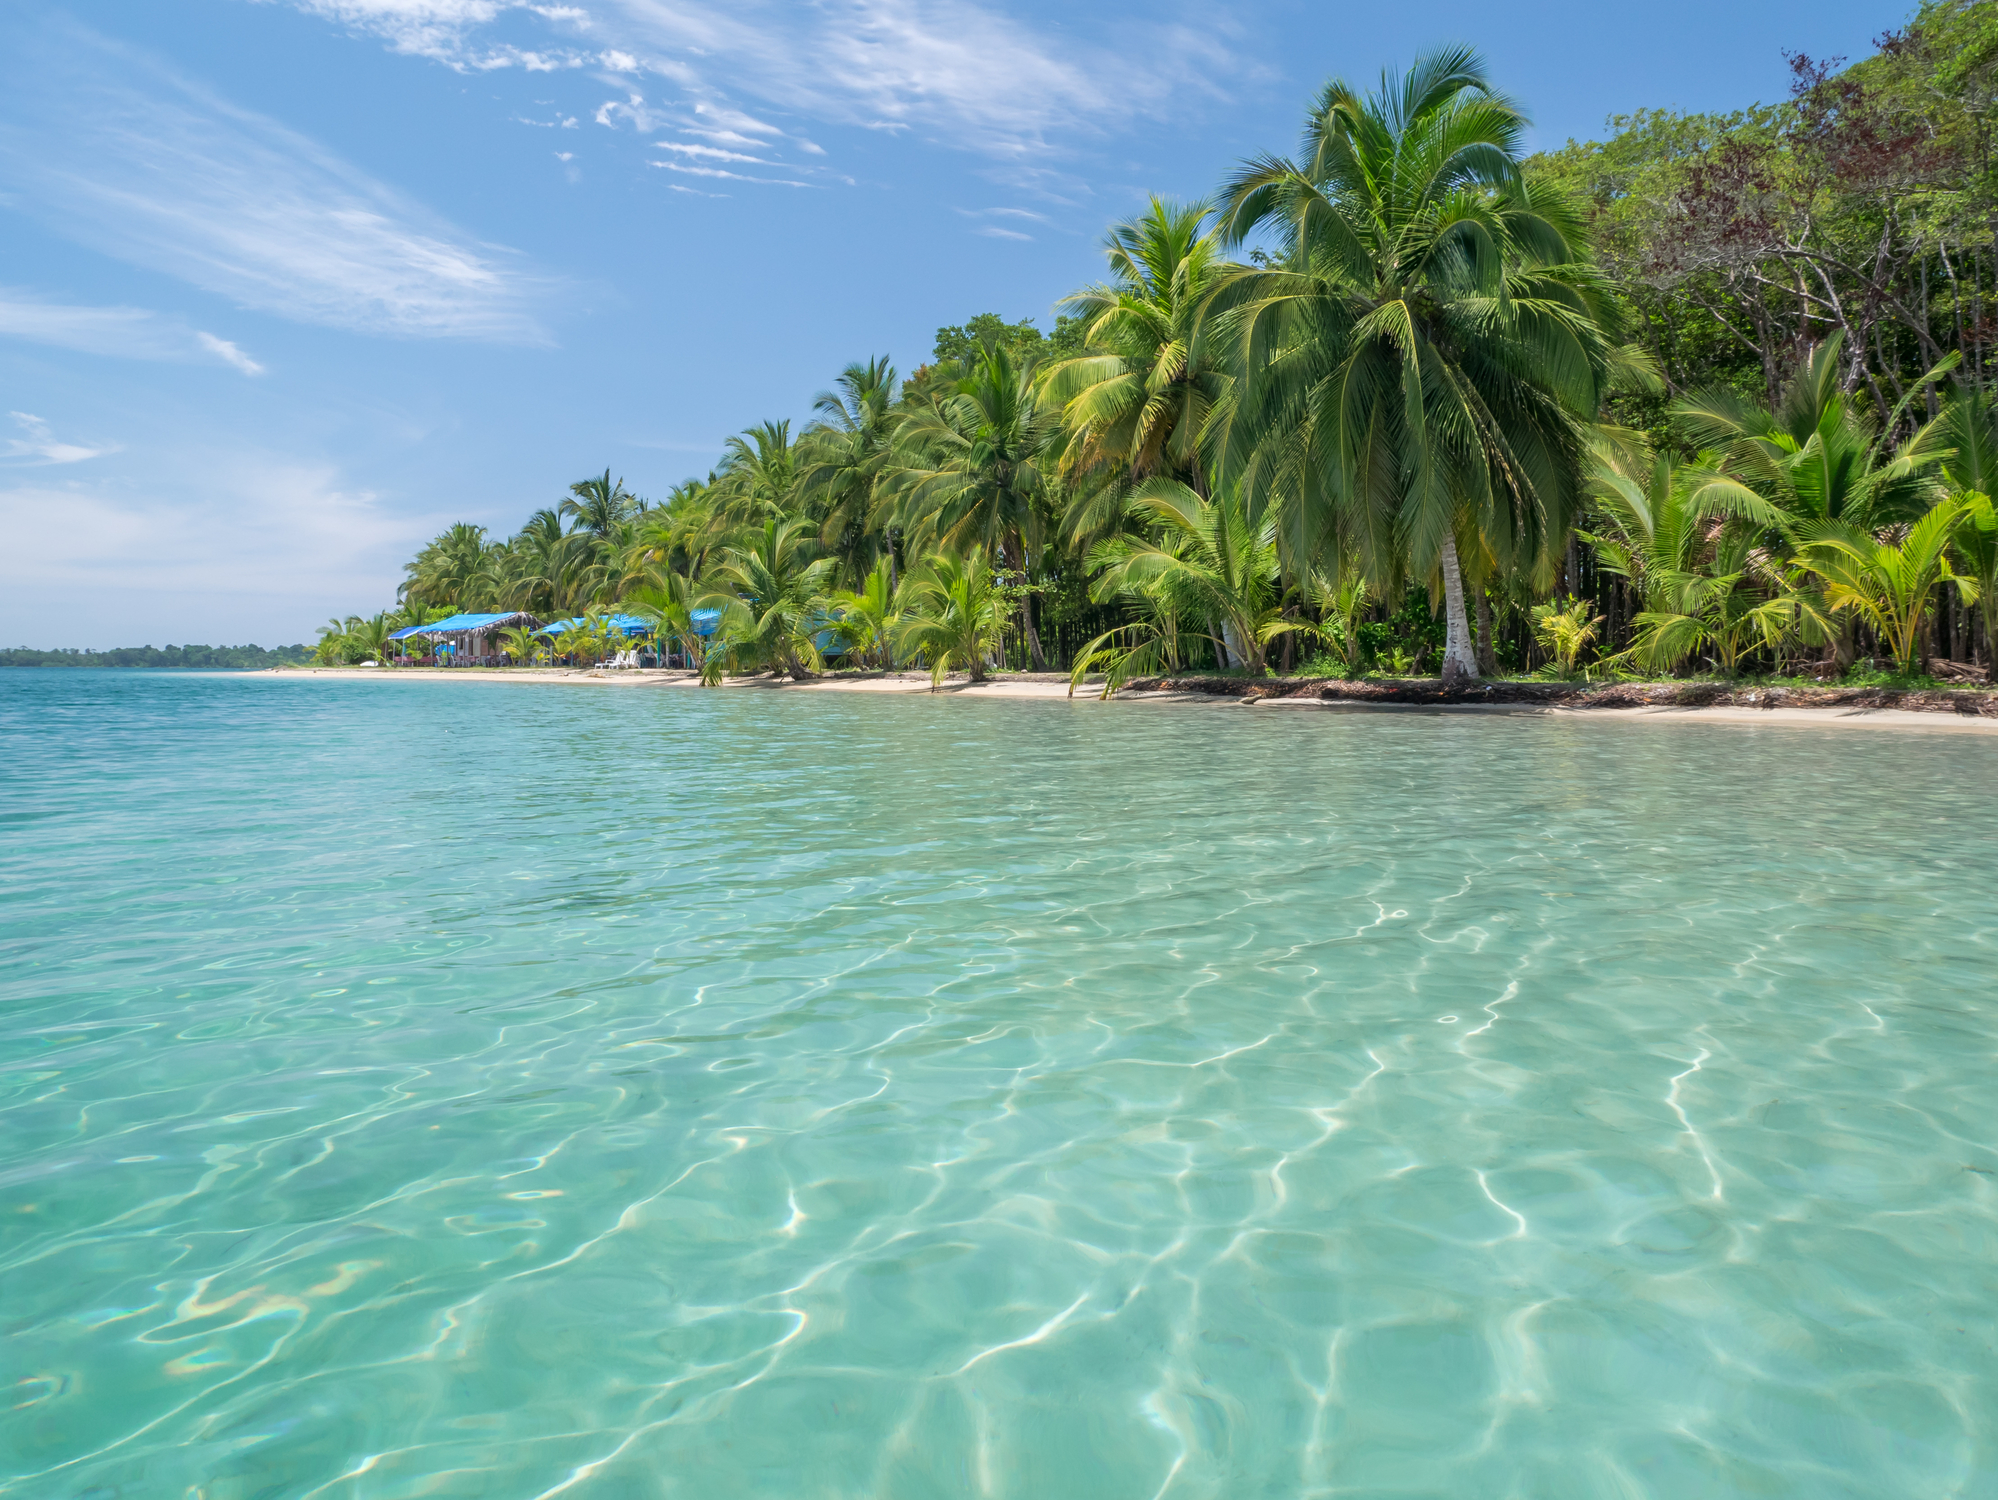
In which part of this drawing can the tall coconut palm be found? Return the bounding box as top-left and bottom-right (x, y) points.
(799, 358), (898, 586)
(633, 478), (725, 585)
(884, 343), (1058, 667)
(1040, 199), (1234, 549)
(504, 510), (600, 617)
(561, 470), (642, 539)
(712, 421), (801, 527)
(1208, 46), (1618, 681)
(402, 522), (502, 609)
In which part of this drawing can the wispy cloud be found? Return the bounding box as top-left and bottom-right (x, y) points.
(653, 161), (813, 188)
(651, 140), (776, 165)
(0, 289), (264, 373)
(2, 412), (114, 466)
(957, 206), (1050, 223)
(0, 20), (550, 342)
(196, 333), (267, 376)
(974, 225), (1033, 241)
(264, 0), (1237, 157)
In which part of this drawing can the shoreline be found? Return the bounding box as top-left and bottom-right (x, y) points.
(264, 665), (1998, 732)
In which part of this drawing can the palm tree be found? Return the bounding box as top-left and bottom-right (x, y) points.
(1673, 335), (1941, 534)
(1792, 500), (1975, 676)
(885, 343), (1057, 667)
(1070, 479), (1327, 694)
(625, 572), (711, 671)
(1908, 387), (1998, 667)
(1529, 597), (1604, 678)
(497, 626), (542, 666)
(561, 470), (641, 539)
(1040, 199), (1233, 549)
(632, 478), (725, 585)
(504, 509), (600, 616)
(402, 522), (503, 610)
(345, 613), (393, 665)
(1304, 570), (1373, 676)
(702, 517), (837, 679)
(1587, 451), (1814, 677)
(826, 557), (901, 668)
(314, 616), (357, 665)
(799, 358), (898, 586)
(1957, 493), (1998, 669)
(894, 550), (1012, 687)
(712, 421), (801, 527)
(1208, 47), (1618, 682)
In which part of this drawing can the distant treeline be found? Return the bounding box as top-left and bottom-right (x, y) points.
(0, 645), (312, 669)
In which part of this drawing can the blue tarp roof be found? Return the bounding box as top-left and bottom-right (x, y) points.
(390, 612), (534, 638)
(535, 613), (652, 637)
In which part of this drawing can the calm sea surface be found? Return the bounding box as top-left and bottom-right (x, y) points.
(3, 669), (1995, 1499)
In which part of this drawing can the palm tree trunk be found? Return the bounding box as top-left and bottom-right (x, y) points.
(1439, 532), (1479, 684)
(1003, 537), (1047, 671)
(1474, 588), (1496, 675)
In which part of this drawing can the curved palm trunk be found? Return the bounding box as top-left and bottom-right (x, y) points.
(1002, 537), (1047, 671)
(1439, 532), (1479, 685)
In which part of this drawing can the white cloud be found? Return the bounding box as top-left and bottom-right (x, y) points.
(0, 289), (264, 373)
(651, 140), (773, 165)
(196, 332), (267, 376)
(263, 0), (1235, 157)
(654, 161), (813, 188)
(974, 225), (1033, 241)
(0, 23), (549, 342)
(2, 412), (115, 466)
(958, 206), (1050, 223)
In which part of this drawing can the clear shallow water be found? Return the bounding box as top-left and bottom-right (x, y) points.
(3, 671), (1996, 1500)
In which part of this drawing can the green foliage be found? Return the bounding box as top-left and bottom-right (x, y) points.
(929, 312), (1088, 369)
(826, 558), (902, 668)
(1039, 199), (1231, 538)
(895, 550), (1012, 686)
(1793, 500), (1974, 675)
(702, 517), (838, 679)
(1530, 596), (1606, 678)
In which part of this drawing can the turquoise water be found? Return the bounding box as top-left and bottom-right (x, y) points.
(3, 671), (1996, 1499)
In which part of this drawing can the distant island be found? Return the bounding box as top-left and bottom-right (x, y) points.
(1, 645), (311, 669)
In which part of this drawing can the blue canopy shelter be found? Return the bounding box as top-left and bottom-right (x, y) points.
(533, 614), (653, 637)
(385, 612), (539, 663)
(391, 611), (537, 638)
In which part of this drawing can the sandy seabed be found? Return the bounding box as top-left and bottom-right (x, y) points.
(268, 665), (1998, 733)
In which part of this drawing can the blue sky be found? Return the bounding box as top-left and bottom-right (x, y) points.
(3, 0), (1903, 647)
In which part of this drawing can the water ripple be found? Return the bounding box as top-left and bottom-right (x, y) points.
(1, 671), (1995, 1497)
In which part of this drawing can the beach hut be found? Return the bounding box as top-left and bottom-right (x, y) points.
(390, 611), (541, 665)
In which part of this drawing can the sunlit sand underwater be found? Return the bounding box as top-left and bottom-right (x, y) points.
(3, 670), (1995, 1498)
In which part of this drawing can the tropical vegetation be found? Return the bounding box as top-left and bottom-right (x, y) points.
(319, 18), (1998, 691)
